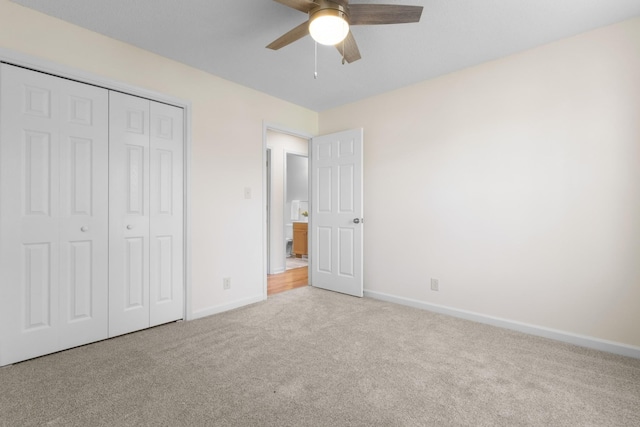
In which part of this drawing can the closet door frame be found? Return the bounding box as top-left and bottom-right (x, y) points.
(0, 48), (194, 322)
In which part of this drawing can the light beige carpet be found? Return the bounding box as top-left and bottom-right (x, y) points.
(1, 286), (639, 426)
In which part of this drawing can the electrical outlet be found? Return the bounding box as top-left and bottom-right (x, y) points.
(223, 277), (231, 290)
(430, 278), (439, 291)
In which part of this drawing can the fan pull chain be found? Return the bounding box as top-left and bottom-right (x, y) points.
(314, 41), (318, 79)
(342, 40), (346, 65)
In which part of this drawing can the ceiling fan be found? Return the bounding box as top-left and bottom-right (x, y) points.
(266, 0), (423, 63)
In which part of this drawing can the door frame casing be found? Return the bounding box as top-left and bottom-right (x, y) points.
(262, 122), (313, 298)
(0, 47), (194, 321)
(266, 148), (272, 275)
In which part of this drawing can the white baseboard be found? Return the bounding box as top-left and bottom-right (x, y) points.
(190, 294), (265, 320)
(364, 290), (640, 360)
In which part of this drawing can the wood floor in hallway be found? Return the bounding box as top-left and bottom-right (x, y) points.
(267, 267), (308, 296)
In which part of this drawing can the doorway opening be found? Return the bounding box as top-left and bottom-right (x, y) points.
(264, 126), (311, 296)
(285, 152), (309, 268)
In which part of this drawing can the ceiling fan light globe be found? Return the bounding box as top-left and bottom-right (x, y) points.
(309, 13), (349, 46)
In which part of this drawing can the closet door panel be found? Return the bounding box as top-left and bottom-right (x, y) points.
(58, 79), (109, 348)
(0, 65), (61, 365)
(149, 102), (184, 326)
(0, 64), (110, 366)
(108, 92), (151, 338)
(1, 64), (186, 366)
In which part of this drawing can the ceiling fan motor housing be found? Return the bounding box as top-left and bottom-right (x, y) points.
(309, 0), (350, 22)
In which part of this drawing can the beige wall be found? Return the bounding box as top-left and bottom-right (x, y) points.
(320, 17), (640, 348)
(0, 0), (318, 316)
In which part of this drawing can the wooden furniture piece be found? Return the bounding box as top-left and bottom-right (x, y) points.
(292, 222), (308, 258)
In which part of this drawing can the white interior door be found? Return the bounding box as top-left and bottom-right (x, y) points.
(0, 64), (108, 365)
(311, 129), (363, 297)
(108, 91), (151, 337)
(149, 101), (184, 327)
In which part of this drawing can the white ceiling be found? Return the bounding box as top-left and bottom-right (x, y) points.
(12, 0), (640, 112)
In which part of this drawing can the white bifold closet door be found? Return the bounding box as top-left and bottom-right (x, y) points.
(108, 91), (184, 338)
(0, 63), (109, 366)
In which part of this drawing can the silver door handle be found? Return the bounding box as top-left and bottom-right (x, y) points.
(126, 225), (133, 230)
(353, 218), (361, 224)
(80, 226), (89, 232)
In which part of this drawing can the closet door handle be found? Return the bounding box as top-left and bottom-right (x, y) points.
(80, 226), (89, 232)
(126, 225), (133, 230)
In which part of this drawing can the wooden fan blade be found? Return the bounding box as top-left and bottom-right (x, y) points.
(273, 0), (317, 13)
(336, 31), (361, 63)
(267, 21), (310, 50)
(349, 4), (423, 25)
